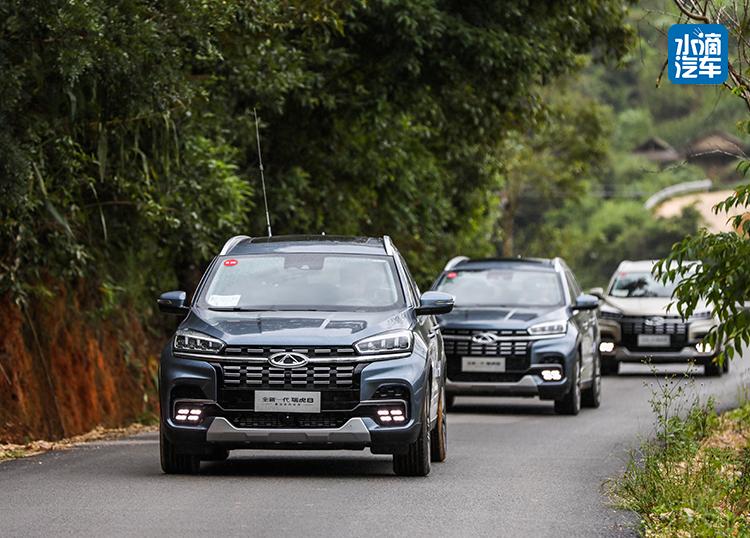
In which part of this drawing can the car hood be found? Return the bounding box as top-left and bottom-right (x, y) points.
(438, 305), (565, 330)
(180, 307), (414, 346)
(602, 296), (710, 317)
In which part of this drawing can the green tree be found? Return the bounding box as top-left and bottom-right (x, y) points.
(654, 1), (750, 363)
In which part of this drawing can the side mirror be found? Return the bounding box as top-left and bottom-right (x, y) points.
(158, 290), (189, 315)
(416, 291), (454, 316)
(588, 287), (605, 299)
(574, 293), (599, 311)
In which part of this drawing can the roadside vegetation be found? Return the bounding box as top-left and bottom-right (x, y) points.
(615, 374), (750, 536)
(0, 0), (747, 445)
(0, 422), (157, 462)
(0, 0), (636, 442)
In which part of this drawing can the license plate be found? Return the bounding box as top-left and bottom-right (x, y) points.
(638, 334), (671, 347)
(254, 390), (321, 413)
(462, 356), (506, 373)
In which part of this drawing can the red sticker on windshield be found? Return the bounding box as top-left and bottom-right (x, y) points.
(224, 259), (238, 267)
(447, 272), (458, 279)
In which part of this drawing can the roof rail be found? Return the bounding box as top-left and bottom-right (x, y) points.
(552, 257), (564, 272)
(444, 256), (469, 272)
(219, 235), (250, 255)
(383, 235), (395, 255)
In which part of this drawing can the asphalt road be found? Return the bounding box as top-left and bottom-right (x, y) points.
(3, 354), (749, 538)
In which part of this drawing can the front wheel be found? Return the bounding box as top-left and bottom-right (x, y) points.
(393, 394), (431, 476)
(582, 354), (601, 408)
(554, 359), (581, 415)
(160, 428), (200, 474)
(430, 386), (447, 462)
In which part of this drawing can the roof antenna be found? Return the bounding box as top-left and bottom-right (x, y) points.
(254, 108), (272, 237)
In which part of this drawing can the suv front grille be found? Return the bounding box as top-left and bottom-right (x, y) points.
(620, 317), (688, 336)
(218, 363), (358, 388)
(442, 328), (531, 382)
(442, 329), (529, 359)
(213, 361), (366, 411)
(619, 316), (689, 351)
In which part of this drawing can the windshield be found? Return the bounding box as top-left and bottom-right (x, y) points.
(435, 269), (564, 307)
(608, 271), (677, 298)
(198, 253), (405, 311)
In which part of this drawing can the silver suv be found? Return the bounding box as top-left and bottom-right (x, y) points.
(594, 260), (725, 376)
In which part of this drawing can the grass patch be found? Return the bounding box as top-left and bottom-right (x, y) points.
(614, 373), (750, 536)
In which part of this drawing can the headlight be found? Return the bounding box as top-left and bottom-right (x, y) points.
(528, 320), (568, 337)
(355, 330), (413, 355)
(599, 309), (622, 320)
(173, 329), (225, 354)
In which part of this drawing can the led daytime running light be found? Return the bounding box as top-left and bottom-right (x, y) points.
(354, 330), (413, 355)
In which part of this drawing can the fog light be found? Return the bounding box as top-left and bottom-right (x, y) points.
(174, 405), (203, 424)
(599, 342), (615, 353)
(541, 369), (562, 382)
(696, 342), (712, 353)
(375, 406), (407, 425)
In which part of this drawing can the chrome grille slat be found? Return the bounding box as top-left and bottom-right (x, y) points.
(217, 362), (361, 389)
(220, 345), (358, 360)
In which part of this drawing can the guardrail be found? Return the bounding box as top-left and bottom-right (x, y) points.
(644, 179), (713, 210)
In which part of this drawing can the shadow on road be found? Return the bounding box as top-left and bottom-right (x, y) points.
(447, 399), (555, 416)
(199, 454), (395, 477)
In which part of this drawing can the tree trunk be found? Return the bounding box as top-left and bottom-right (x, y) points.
(501, 203), (515, 257)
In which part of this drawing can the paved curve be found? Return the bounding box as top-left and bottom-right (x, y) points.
(2, 353), (749, 538)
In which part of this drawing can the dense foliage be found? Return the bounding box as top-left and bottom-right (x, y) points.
(505, 0), (747, 288)
(653, 1), (750, 364)
(0, 0), (633, 310)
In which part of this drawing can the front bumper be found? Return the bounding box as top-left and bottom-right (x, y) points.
(599, 317), (718, 364)
(159, 346), (428, 455)
(444, 331), (577, 401)
(602, 345), (716, 364)
(206, 416), (371, 445)
(447, 373), (547, 396)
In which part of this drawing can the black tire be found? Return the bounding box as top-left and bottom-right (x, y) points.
(601, 358), (619, 376)
(704, 358), (723, 377)
(393, 392), (431, 476)
(445, 393), (456, 412)
(160, 427), (200, 475)
(582, 353), (602, 408)
(430, 386), (447, 463)
(554, 359), (581, 415)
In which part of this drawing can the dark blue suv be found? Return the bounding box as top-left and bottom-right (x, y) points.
(157, 235), (454, 475)
(432, 257), (601, 415)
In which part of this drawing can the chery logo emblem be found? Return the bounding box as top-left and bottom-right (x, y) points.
(644, 317), (665, 326)
(472, 332), (501, 344)
(268, 352), (309, 368)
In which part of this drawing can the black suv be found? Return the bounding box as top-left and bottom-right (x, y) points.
(432, 257), (601, 415)
(157, 235), (454, 476)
